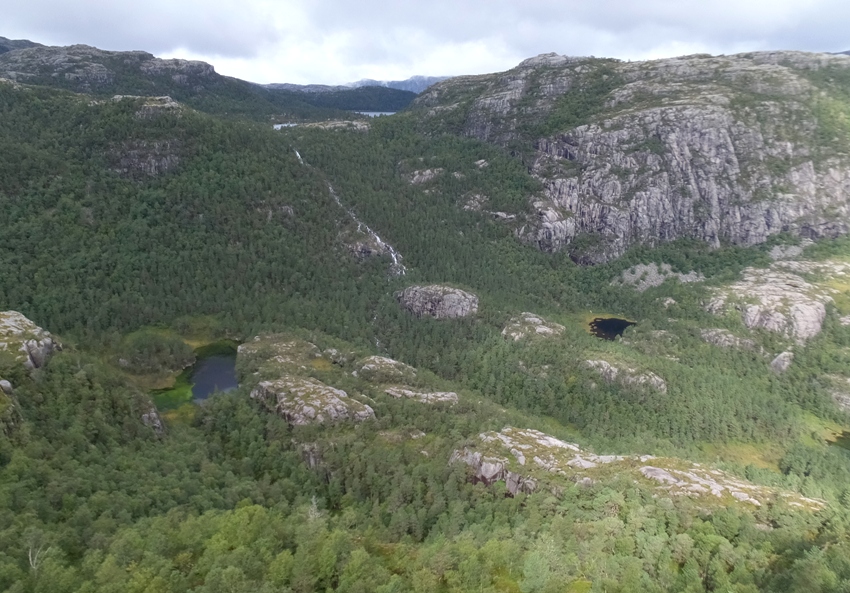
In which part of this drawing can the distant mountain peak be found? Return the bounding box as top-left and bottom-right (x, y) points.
(0, 36), (43, 55)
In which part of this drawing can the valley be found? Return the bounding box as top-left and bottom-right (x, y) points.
(2, 38), (850, 593)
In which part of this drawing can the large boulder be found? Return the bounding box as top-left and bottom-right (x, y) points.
(251, 376), (375, 425)
(0, 311), (61, 371)
(396, 285), (479, 319)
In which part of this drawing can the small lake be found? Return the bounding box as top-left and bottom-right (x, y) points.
(190, 354), (238, 400)
(152, 341), (239, 409)
(589, 317), (636, 340)
(356, 111), (396, 117)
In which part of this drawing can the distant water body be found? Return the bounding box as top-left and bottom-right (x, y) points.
(356, 111), (396, 117)
(190, 354), (238, 400)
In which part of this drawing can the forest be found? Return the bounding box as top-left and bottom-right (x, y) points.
(2, 69), (850, 593)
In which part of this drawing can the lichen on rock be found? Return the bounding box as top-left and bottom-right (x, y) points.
(384, 386), (458, 404)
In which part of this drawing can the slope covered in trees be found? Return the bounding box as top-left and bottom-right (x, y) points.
(2, 51), (850, 593)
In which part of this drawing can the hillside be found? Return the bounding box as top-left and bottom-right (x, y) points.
(0, 41), (416, 120)
(3, 46), (850, 593)
(412, 51), (850, 263)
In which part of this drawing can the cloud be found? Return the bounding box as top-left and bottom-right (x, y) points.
(4, 0), (850, 84)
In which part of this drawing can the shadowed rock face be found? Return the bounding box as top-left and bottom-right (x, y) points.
(396, 285), (479, 319)
(415, 51), (850, 263)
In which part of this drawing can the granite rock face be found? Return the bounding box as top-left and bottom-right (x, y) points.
(707, 265), (835, 343)
(396, 285), (479, 319)
(770, 351), (795, 374)
(251, 376), (375, 425)
(0, 311), (61, 371)
(415, 51), (850, 263)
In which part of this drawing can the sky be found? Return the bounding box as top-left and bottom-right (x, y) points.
(4, 0), (850, 84)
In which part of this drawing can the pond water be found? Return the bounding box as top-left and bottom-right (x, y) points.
(588, 317), (636, 340)
(151, 341), (239, 409)
(190, 353), (238, 400)
(273, 123), (298, 129)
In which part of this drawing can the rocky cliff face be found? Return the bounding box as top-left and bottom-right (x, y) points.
(414, 51), (850, 263)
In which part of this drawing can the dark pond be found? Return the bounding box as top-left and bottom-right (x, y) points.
(190, 354), (238, 400)
(589, 317), (636, 340)
(831, 431), (850, 451)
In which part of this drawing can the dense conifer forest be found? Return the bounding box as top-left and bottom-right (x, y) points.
(3, 53), (850, 593)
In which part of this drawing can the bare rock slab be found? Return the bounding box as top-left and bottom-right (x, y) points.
(353, 356), (417, 383)
(502, 312), (565, 341)
(251, 376), (375, 425)
(396, 285), (479, 319)
(385, 386), (458, 404)
(585, 359), (667, 393)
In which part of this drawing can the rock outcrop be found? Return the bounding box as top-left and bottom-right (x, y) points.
(770, 351), (794, 374)
(502, 312), (565, 341)
(385, 386), (458, 404)
(615, 263), (704, 292)
(251, 376), (375, 425)
(112, 139), (181, 178)
(585, 359), (667, 393)
(141, 407), (165, 436)
(0, 44), (217, 93)
(408, 169), (443, 184)
(353, 356), (417, 383)
(0, 311), (61, 371)
(237, 335), (324, 376)
(414, 51), (850, 263)
(700, 329), (765, 354)
(452, 427), (824, 508)
(396, 285), (479, 319)
(707, 265), (834, 343)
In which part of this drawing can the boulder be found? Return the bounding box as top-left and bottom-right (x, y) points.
(251, 376), (375, 425)
(141, 407), (164, 436)
(770, 351), (794, 374)
(396, 285), (479, 319)
(0, 311), (61, 370)
(408, 168), (443, 184)
(502, 312), (565, 341)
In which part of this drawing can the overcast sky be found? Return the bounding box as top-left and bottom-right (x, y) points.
(4, 0), (850, 84)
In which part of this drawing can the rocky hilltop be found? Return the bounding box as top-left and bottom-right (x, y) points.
(414, 51), (850, 263)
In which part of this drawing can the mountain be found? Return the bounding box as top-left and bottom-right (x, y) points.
(348, 74), (449, 93)
(0, 36), (41, 54)
(0, 41), (415, 118)
(412, 51), (850, 263)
